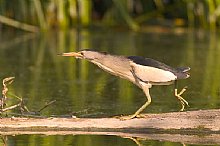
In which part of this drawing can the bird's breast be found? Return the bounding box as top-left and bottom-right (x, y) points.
(91, 58), (134, 82)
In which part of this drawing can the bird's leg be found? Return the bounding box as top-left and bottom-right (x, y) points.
(174, 81), (189, 111)
(120, 83), (152, 120)
(122, 137), (143, 146)
(133, 84), (152, 117)
(175, 88), (189, 111)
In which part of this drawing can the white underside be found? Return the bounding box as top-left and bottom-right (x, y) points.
(91, 60), (177, 86)
(91, 60), (135, 82)
(130, 62), (177, 83)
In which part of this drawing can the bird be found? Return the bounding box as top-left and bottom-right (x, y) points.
(60, 49), (190, 120)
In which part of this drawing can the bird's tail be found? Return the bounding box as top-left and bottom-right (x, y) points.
(176, 67), (190, 72)
(176, 67), (190, 79)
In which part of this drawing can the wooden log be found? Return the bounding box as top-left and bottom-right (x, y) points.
(0, 109), (220, 145)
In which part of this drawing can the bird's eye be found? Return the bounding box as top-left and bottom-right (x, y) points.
(80, 52), (84, 55)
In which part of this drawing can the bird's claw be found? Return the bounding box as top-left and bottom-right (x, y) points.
(114, 114), (147, 120)
(174, 87), (189, 111)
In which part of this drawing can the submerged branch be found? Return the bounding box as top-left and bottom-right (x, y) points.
(0, 77), (30, 114)
(0, 77), (55, 116)
(38, 100), (56, 113)
(1, 77), (15, 110)
(1, 103), (21, 112)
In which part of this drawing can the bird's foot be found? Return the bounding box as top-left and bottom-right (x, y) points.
(114, 114), (147, 120)
(174, 87), (189, 111)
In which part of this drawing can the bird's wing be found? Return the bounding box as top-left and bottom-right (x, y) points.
(128, 56), (175, 71)
(128, 56), (177, 83)
(130, 62), (177, 83)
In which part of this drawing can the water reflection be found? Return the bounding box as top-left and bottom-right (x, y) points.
(0, 28), (220, 145)
(2, 133), (218, 145)
(1, 135), (186, 146)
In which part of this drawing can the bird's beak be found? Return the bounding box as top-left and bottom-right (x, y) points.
(59, 52), (83, 58)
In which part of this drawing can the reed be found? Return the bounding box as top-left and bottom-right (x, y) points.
(0, 0), (220, 31)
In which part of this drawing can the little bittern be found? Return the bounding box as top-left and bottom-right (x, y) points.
(60, 50), (190, 120)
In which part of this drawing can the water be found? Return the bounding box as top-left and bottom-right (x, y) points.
(1, 135), (184, 146)
(0, 28), (220, 145)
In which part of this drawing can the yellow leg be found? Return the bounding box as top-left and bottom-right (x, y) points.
(174, 87), (189, 111)
(120, 84), (152, 120)
(123, 137), (142, 146)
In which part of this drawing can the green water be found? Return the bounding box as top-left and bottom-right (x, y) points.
(0, 28), (220, 145)
(1, 135), (184, 146)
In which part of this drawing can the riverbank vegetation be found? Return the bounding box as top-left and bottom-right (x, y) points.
(0, 0), (220, 32)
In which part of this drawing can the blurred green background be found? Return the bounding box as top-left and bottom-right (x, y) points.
(1, 0), (220, 32)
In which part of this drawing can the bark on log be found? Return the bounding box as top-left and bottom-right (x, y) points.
(1, 109), (220, 145)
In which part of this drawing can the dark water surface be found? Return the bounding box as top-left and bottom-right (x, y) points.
(0, 28), (220, 145)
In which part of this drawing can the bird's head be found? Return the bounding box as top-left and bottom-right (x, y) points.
(60, 50), (107, 60)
